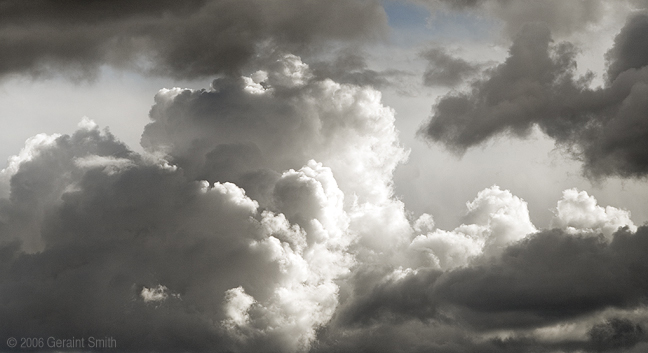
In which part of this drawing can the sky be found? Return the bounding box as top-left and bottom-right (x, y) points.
(1, 1), (648, 352)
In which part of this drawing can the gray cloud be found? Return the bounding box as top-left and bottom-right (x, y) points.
(606, 13), (648, 82)
(421, 47), (482, 87)
(141, 54), (408, 207)
(309, 49), (409, 90)
(3, 3), (648, 350)
(421, 23), (583, 150)
(336, 227), (648, 330)
(1, 128), (245, 352)
(421, 16), (648, 178)
(2, 76), (647, 352)
(0, 0), (388, 79)
(333, 266), (442, 326)
(422, 0), (611, 38)
(0, 55), (411, 352)
(0, 125), (354, 352)
(314, 323), (647, 353)
(435, 227), (648, 330)
(588, 318), (646, 352)
(314, 324), (591, 353)
(314, 226), (648, 353)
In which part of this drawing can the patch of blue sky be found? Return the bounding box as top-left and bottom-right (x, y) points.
(383, 0), (430, 29)
(382, 0), (499, 46)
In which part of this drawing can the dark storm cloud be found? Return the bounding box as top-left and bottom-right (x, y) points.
(420, 47), (481, 87)
(336, 227), (648, 330)
(0, 128), (246, 352)
(588, 318), (646, 352)
(435, 227), (648, 330)
(313, 323), (590, 353)
(421, 23), (584, 151)
(606, 13), (648, 82)
(333, 267), (442, 326)
(314, 226), (648, 352)
(421, 16), (648, 178)
(0, 0), (388, 79)
(315, 319), (646, 353)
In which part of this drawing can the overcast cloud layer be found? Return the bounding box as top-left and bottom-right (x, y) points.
(0, 0), (388, 79)
(1, 1), (648, 353)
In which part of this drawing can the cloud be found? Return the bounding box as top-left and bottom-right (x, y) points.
(409, 185), (537, 270)
(222, 286), (256, 330)
(0, 54), (415, 352)
(421, 0), (616, 38)
(478, 0), (607, 38)
(606, 13), (648, 82)
(314, 182), (647, 353)
(0, 0), (388, 79)
(588, 318), (646, 352)
(139, 56), (421, 344)
(420, 16), (648, 178)
(0, 124), (356, 352)
(309, 49), (401, 89)
(2, 12), (647, 349)
(141, 54), (408, 204)
(0, 133), (61, 199)
(552, 188), (637, 239)
(3, 107), (647, 353)
(432, 227), (648, 330)
(420, 47), (481, 87)
(420, 23), (579, 152)
(140, 285), (173, 303)
(320, 226), (648, 352)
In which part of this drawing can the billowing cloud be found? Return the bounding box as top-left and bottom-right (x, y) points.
(0, 0), (388, 79)
(317, 184), (646, 353)
(421, 15), (648, 178)
(552, 188), (636, 239)
(140, 54), (417, 269)
(0, 54), (414, 352)
(5, 101), (640, 353)
(409, 185), (537, 269)
(2, 3), (648, 351)
(141, 54), (408, 205)
(0, 123), (355, 352)
(321, 226), (648, 352)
